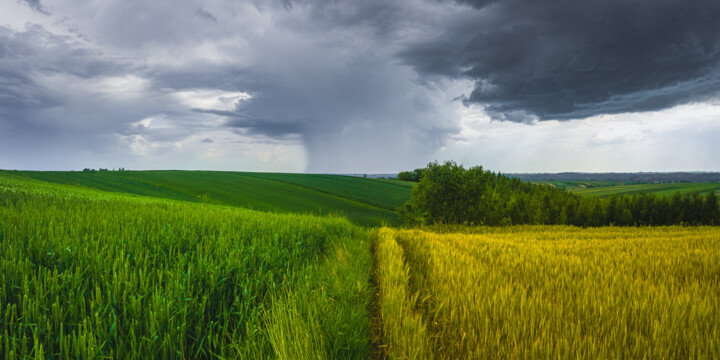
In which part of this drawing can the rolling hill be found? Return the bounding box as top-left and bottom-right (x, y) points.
(2, 170), (412, 226)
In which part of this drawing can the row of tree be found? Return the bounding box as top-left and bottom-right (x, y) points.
(82, 167), (127, 172)
(399, 161), (720, 226)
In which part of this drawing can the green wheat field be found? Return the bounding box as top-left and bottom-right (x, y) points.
(1, 170), (719, 359)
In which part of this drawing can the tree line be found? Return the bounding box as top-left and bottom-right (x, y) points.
(82, 167), (127, 172)
(399, 161), (720, 226)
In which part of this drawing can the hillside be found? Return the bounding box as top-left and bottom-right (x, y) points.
(2, 170), (412, 227)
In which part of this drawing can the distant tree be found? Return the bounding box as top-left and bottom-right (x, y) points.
(397, 171), (413, 181)
(397, 168), (426, 182)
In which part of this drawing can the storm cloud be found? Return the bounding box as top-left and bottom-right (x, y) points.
(1, 0), (720, 172)
(402, 0), (720, 121)
(18, 0), (49, 15)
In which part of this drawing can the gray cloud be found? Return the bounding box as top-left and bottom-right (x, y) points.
(2, 0), (466, 172)
(134, 0), (465, 172)
(194, 8), (217, 22)
(18, 0), (49, 15)
(3, 0), (719, 172)
(401, 0), (720, 121)
(215, 53), (460, 171)
(0, 24), (135, 124)
(0, 22), (198, 169)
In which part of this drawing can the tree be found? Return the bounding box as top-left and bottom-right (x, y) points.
(397, 168), (425, 182)
(703, 191), (719, 225)
(397, 171), (413, 181)
(398, 160), (715, 227)
(409, 161), (469, 224)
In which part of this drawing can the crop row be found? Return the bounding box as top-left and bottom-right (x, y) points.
(377, 226), (720, 359)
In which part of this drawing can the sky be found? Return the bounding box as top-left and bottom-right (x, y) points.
(1, 0), (720, 173)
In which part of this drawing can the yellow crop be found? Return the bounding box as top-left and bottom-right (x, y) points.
(379, 226), (720, 359)
(375, 228), (432, 360)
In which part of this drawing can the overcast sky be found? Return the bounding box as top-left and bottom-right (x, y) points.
(2, 0), (720, 173)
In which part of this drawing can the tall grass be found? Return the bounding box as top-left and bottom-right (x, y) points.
(379, 226), (720, 359)
(262, 231), (375, 360)
(265, 292), (326, 360)
(374, 228), (432, 360)
(0, 175), (372, 359)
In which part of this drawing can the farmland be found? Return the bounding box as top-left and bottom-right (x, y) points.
(0, 173), (373, 359)
(3, 170), (720, 359)
(376, 226), (720, 359)
(4, 170), (411, 227)
(535, 180), (720, 198)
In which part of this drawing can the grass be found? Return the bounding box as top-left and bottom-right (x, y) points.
(536, 180), (720, 197)
(374, 228), (432, 360)
(5, 170), (410, 227)
(0, 173), (373, 359)
(241, 173), (412, 210)
(378, 226), (720, 359)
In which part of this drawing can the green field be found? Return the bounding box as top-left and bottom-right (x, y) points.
(3, 170), (412, 227)
(535, 180), (720, 197)
(0, 172), (374, 359)
(3, 170), (720, 359)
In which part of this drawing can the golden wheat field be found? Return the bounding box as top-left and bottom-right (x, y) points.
(376, 226), (720, 359)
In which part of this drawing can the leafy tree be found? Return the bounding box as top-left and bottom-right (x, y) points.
(397, 168), (425, 182)
(397, 171), (413, 181)
(399, 161), (720, 226)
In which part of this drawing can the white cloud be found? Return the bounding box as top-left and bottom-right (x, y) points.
(438, 103), (720, 172)
(172, 89), (251, 111)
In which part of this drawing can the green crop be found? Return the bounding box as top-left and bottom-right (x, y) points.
(9, 170), (408, 227)
(0, 175), (372, 359)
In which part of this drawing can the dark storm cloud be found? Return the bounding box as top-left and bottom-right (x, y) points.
(210, 51), (460, 171)
(12, 0), (719, 172)
(284, 0), (418, 40)
(18, 0), (49, 15)
(0, 24), (133, 119)
(194, 8), (217, 22)
(0, 24), (131, 81)
(122, 0), (464, 171)
(1, 0), (469, 172)
(195, 109), (306, 138)
(0, 69), (57, 110)
(402, 0), (720, 121)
